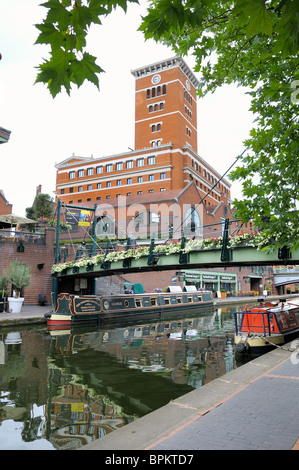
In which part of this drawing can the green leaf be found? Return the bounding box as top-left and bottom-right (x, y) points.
(35, 48), (74, 97)
(70, 52), (104, 89)
(35, 23), (64, 50)
(243, 0), (275, 36)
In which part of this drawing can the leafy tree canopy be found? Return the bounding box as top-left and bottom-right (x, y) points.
(35, 0), (138, 97)
(140, 0), (299, 252)
(35, 0), (299, 252)
(26, 193), (53, 221)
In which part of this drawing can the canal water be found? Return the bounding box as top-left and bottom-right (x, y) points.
(0, 303), (251, 450)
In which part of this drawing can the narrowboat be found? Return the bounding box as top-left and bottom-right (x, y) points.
(45, 285), (214, 329)
(234, 298), (299, 355)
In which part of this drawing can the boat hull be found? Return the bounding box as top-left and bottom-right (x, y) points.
(47, 290), (214, 329)
(234, 299), (299, 355)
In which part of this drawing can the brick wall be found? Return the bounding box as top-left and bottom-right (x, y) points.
(0, 228), (55, 305)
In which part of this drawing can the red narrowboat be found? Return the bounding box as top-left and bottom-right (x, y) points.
(234, 298), (299, 354)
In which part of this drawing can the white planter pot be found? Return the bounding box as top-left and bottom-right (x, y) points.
(8, 297), (24, 313)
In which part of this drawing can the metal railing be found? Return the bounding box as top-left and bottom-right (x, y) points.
(0, 230), (46, 245)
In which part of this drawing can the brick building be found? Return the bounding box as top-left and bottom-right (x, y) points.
(0, 190), (12, 216)
(54, 57), (273, 296)
(55, 57), (233, 230)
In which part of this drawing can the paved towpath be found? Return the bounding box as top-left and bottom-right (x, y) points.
(80, 340), (299, 451)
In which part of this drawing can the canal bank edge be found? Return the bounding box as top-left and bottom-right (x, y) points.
(79, 340), (298, 451)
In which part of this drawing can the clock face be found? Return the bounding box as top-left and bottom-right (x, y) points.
(186, 79), (190, 90)
(152, 74), (161, 85)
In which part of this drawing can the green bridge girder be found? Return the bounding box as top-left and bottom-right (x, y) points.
(53, 244), (299, 280)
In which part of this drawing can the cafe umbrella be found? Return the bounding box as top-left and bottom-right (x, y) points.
(0, 214), (37, 227)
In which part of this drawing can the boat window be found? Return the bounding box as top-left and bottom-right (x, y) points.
(164, 323), (170, 330)
(197, 296), (202, 302)
(188, 296), (193, 303)
(150, 298), (157, 306)
(135, 299), (142, 308)
(177, 297), (182, 303)
(164, 298), (170, 304)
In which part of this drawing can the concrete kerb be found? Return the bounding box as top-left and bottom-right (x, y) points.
(79, 342), (295, 450)
(0, 305), (50, 327)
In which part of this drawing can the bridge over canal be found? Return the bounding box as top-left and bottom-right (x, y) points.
(52, 201), (299, 300)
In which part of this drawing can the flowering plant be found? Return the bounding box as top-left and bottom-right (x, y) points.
(51, 231), (276, 273)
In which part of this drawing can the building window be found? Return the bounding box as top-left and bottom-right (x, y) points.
(116, 162), (123, 171)
(160, 172), (166, 179)
(106, 195), (111, 199)
(149, 174), (154, 181)
(107, 181), (111, 188)
(117, 180), (122, 186)
(138, 176), (143, 183)
(149, 189), (154, 193)
(127, 178), (132, 185)
(87, 167), (93, 176)
(160, 187), (166, 191)
(106, 164), (113, 172)
(137, 158), (144, 167)
(69, 171), (75, 179)
(149, 105), (153, 112)
(87, 184), (92, 191)
(126, 160), (133, 169)
(78, 169), (84, 177)
(137, 190), (142, 195)
(78, 186), (83, 192)
(147, 85), (166, 99)
(97, 183), (101, 189)
(69, 188), (73, 193)
(78, 199), (82, 203)
(127, 192), (132, 196)
(151, 123), (161, 133)
(184, 88), (192, 105)
(96, 165), (103, 174)
(148, 156), (155, 165)
(61, 189), (65, 194)
(151, 139), (162, 147)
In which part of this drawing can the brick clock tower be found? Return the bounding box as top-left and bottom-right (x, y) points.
(55, 56), (231, 208)
(132, 57), (198, 153)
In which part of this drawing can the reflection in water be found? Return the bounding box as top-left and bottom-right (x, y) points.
(0, 305), (248, 450)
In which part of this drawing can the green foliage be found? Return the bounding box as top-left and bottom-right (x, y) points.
(33, 0), (299, 249)
(5, 262), (32, 298)
(0, 275), (9, 298)
(26, 194), (53, 230)
(35, 0), (138, 97)
(140, 0), (299, 251)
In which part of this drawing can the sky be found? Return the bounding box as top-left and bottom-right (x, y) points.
(0, 0), (254, 216)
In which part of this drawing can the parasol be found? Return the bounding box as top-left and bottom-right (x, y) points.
(0, 214), (38, 226)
